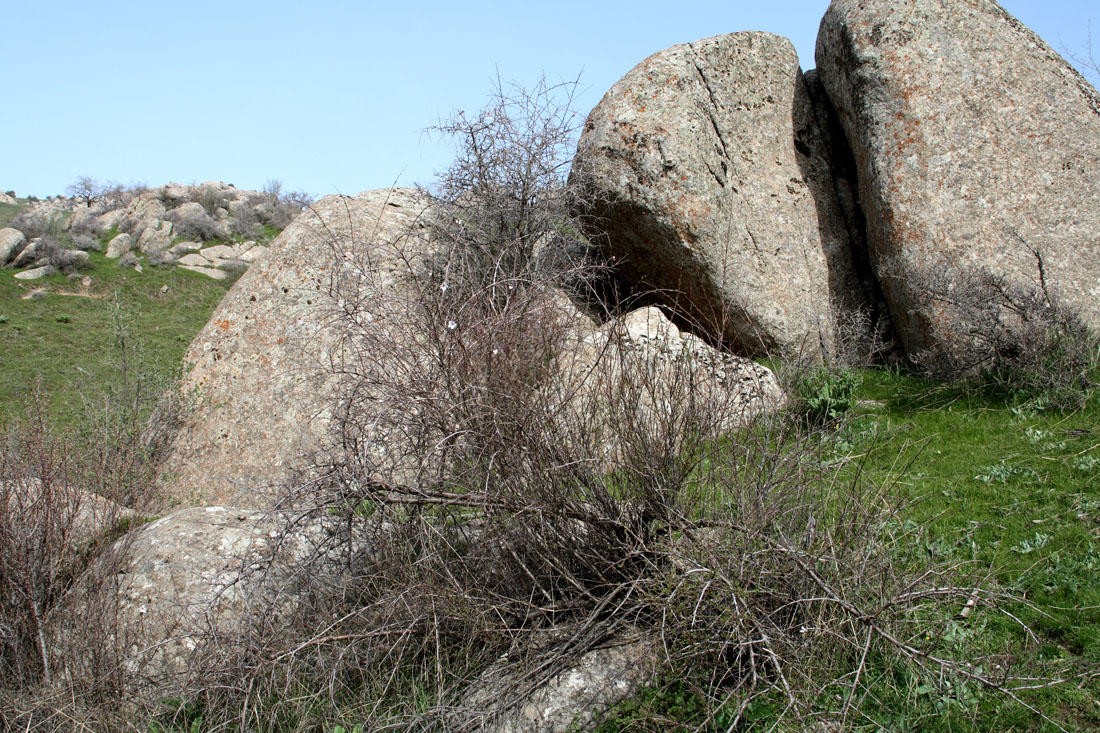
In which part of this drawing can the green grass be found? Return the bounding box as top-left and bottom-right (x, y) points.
(597, 369), (1100, 731)
(847, 371), (1100, 730)
(0, 249), (238, 426)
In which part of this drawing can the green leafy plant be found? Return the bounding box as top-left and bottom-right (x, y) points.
(974, 461), (1039, 484)
(796, 366), (861, 424)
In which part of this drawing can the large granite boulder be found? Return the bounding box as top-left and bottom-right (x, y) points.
(571, 32), (867, 361)
(159, 188), (433, 506)
(816, 0), (1100, 359)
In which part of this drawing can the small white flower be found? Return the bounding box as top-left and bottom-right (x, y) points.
(446, 320), (457, 330)
(492, 348), (500, 356)
(440, 282), (448, 292)
(139, 605), (148, 615)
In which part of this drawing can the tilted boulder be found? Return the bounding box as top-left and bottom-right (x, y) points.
(106, 232), (133, 259)
(0, 227), (26, 266)
(159, 188), (433, 507)
(571, 32), (867, 361)
(816, 0), (1100, 359)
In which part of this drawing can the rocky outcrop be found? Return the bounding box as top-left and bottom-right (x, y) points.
(571, 32), (868, 361)
(120, 193), (167, 237)
(159, 188), (433, 506)
(816, 0), (1100, 358)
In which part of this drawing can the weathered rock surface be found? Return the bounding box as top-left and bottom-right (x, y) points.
(97, 208), (126, 231)
(159, 188), (433, 506)
(104, 507), (298, 684)
(137, 219), (173, 252)
(176, 253), (210, 267)
(816, 0), (1100, 358)
(556, 306), (785, 458)
(178, 264), (228, 280)
(459, 630), (656, 732)
(106, 232), (133, 258)
(0, 226), (26, 265)
(572, 32), (867, 360)
(166, 201), (206, 220)
(120, 193), (167, 236)
(0, 192), (16, 205)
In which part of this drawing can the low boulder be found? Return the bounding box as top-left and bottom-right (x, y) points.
(79, 507), (308, 688)
(555, 305), (785, 465)
(459, 629), (656, 732)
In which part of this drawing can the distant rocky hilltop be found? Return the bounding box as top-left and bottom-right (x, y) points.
(0, 180), (311, 280)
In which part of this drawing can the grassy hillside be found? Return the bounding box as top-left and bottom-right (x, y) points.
(0, 250), (237, 426)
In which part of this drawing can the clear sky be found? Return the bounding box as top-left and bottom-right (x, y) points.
(2, 1), (1096, 200)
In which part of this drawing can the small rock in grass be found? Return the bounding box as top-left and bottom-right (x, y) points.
(15, 265), (57, 280)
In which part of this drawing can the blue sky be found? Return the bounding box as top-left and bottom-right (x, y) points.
(2, 1), (1096, 199)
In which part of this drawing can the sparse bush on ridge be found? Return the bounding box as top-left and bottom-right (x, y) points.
(165, 208), (219, 242)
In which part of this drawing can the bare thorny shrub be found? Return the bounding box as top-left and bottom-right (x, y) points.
(0, 396), (152, 730)
(175, 82), (1069, 731)
(0, 308), (177, 730)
